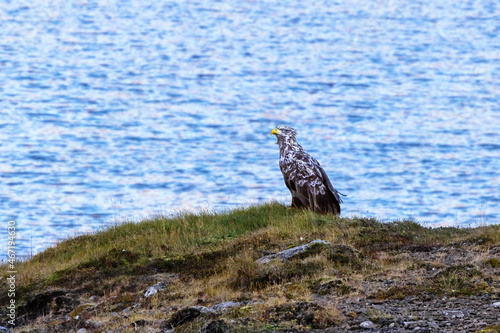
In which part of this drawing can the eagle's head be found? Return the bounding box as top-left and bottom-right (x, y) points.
(271, 125), (298, 148)
(271, 125), (297, 138)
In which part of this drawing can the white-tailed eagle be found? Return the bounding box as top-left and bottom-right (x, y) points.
(271, 125), (345, 214)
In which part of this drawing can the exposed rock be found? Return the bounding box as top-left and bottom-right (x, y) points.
(428, 321), (440, 329)
(336, 293), (500, 332)
(403, 320), (428, 328)
(193, 305), (216, 314)
(85, 319), (102, 328)
(17, 290), (79, 321)
(488, 246), (500, 254)
(492, 302), (500, 308)
(161, 307), (202, 329)
(443, 310), (467, 318)
(89, 295), (99, 302)
(257, 240), (330, 264)
(360, 320), (375, 328)
(144, 281), (166, 297)
(210, 301), (243, 313)
(0, 326), (13, 333)
(157, 300), (245, 330)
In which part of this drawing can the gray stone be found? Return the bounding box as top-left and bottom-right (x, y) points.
(403, 321), (428, 329)
(443, 310), (465, 318)
(360, 320), (375, 328)
(192, 305), (215, 314)
(428, 321), (440, 329)
(144, 282), (165, 297)
(256, 239), (330, 264)
(492, 302), (500, 308)
(210, 301), (242, 313)
(0, 327), (13, 333)
(85, 319), (102, 328)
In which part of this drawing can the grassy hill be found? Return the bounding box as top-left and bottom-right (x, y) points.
(1, 202), (499, 332)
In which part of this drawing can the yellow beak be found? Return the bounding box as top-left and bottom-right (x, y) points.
(271, 128), (279, 135)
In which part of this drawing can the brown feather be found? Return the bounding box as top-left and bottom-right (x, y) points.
(272, 125), (344, 214)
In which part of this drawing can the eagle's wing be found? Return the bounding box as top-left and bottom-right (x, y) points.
(317, 164), (344, 204)
(282, 150), (341, 214)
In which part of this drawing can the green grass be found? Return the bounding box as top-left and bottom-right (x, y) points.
(3, 202), (499, 294)
(10, 203), (288, 283)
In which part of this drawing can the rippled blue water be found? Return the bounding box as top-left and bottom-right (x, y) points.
(1, 0), (499, 257)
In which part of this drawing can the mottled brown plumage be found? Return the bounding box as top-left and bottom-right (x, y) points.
(271, 125), (345, 214)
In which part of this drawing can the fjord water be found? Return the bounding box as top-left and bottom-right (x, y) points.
(1, 0), (499, 257)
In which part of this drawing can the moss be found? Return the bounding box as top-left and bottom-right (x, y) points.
(366, 308), (394, 323)
(46, 266), (78, 285)
(428, 264), (493, 296)
(69, 303), (93, 319)
(264, 302), (338, 329)
(354, 219), (424, 250)
(229, 305), (257, 318)
(485, 258), (500, 268)
(372, 285), (421, 300)
(78, 248), (140, 270)
(372, 263), (496, 299)
(150, 248), (234, 279)
(476, 325), (500, 333)
(327, 244), (363, 269)
(312, 279), (352, 296)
